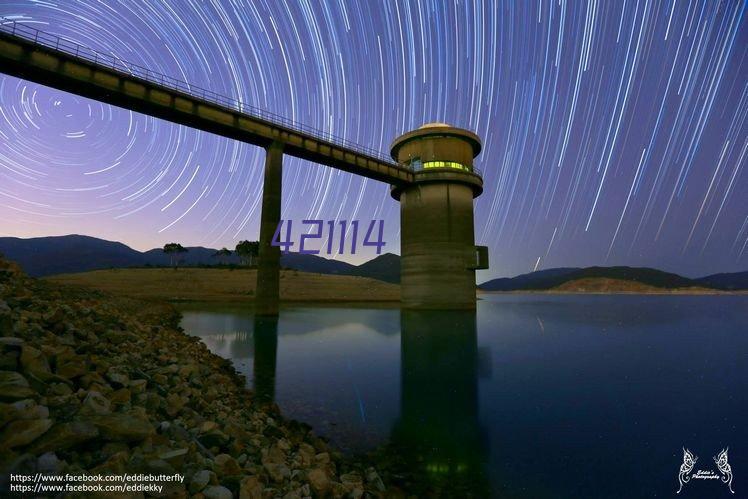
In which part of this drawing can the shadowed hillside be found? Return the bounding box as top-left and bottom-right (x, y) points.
(0, 235), (398, 283)
(481, 266), (748, 291)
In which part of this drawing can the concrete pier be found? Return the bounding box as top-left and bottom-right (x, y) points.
(255, 141), (283, 315)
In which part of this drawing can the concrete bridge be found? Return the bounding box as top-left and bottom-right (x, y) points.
(0, 19), (488, 313)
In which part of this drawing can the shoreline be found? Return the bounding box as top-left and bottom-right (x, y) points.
(478, 289), (747, 295)
(0, 257), (389, 497)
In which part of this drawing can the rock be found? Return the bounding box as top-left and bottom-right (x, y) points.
(0, 337), (23, 349)
(91, 450), (129, 475)
(93, 412), (154, 441)
(203, 485), (233, 499)
(341, 472), (364, 498)
(79, 390), (111, 416)
(264, 444), (287, 465)
(0, 402), (14, 427)
(165, 392), (184, 416)
(9, 399), (48, 420)
(213, 453), (241, 476)
(129, 379), (147, 394)
(0, 371), (35, 400)
(105, 367), (129, 388)
(19, 345), (51, 378)
(198, 428), (229, 448)
(239, 475), (263, 499)
(0, 418), (52, 448)
(37, 452), (62, 474)
(365, 467), (385, 492)
(159, 448), (188, 467)
(0, 352), (17, 371)
(307, 468), (331, 495)
(199, 421), (219, 433)
(28, 421), (99, 454)
(297, 443), (316, 466)
(108, 387), (131, 405)
(56, 359), (87, 379)
(48, 383), (72, 396)
(0, 302), (11, 332)
(264, 462), (291, 483)
(189, 469), (212, 493)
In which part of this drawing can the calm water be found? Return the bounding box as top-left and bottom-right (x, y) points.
(179, 295), (747, 498)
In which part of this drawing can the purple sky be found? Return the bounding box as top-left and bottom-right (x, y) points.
(0, 0), (746, 279)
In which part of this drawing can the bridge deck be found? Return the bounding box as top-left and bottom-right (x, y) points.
(0, 20), (413, 185)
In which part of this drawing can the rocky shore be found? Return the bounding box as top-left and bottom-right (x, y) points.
(0, 256), (387, 498)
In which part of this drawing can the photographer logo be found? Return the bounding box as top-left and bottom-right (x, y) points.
(677, 447), (734, 494)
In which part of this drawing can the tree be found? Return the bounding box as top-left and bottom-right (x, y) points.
(235, 240), (260, 267)
(212, 247), (232, 265)
(163, 243), (188, 270)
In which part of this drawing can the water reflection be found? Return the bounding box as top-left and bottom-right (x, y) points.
(253, 315), (279, 404)
(180, 296), (748, 498)
(391, 310), (488, 496)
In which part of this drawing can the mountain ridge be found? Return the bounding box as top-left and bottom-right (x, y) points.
(1, 234), (746, 290)
(479, 266), (748, 291)
(0, 234), (400, 283)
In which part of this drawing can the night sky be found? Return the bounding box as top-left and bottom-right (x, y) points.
(0, 0), (746, 280)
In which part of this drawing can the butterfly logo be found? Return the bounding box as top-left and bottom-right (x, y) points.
(714, 448), (734, 494)
(677, 448), (697, 494)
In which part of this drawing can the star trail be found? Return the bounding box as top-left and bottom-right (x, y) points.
(0, 0), (746, 279)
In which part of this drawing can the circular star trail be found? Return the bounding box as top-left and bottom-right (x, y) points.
(0, 0), (746, 278)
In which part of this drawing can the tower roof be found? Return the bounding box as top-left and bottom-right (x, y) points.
(390, 124), (482, 160)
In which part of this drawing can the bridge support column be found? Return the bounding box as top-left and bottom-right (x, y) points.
(255, 141), (283, 316)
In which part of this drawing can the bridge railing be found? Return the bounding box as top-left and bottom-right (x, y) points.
(0, 18), (413, 171)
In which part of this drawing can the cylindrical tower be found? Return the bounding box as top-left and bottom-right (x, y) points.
(391, 123), (488, 310)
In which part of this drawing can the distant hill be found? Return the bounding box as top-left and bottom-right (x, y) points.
(478, 267), (579, 291)
(694, 271), (748, 291)
(279, 252), (356, 275)
(347, 253), (401, 284)
(0, 234), (399, 283)
(2, 235), (745, 290)
(0, 235), (145, 277)
(480, 266), (748, 291)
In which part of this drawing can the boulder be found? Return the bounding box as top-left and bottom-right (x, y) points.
(108, 388), (131, 406)
(28, 421), (99, 454)
(203, 485), (233, 499)
(20, 345), (51, 378)
(365, 467), (386, 492)
(189, 469), (213, 493)
(79, 390), (111, 416)
(105, 367), (129, 388)
(0, 371), (35, 401)
(213, 453), (241, 476)
(56, 359), (87, 379)
(93, 412), (154, 442)
(9, 399), (48, 420)
(265, 462), (291, 483)
(239, 475), (264, 499)
(158, 448), (188, 467)
(1, 418), (52, 448)
(307, 467), (331, 495)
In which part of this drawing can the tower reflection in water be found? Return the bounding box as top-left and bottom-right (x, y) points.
(392, 310), (488, 496)
(245, 310), (488, 495)
(252, 315), (279, 404)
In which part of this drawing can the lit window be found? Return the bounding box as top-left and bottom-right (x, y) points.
(422, 161), (469, 171)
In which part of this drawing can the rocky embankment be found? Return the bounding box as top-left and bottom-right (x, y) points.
(0, 257), (386, 498)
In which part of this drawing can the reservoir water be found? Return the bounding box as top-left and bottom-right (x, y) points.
(179, 295), (747, 498)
